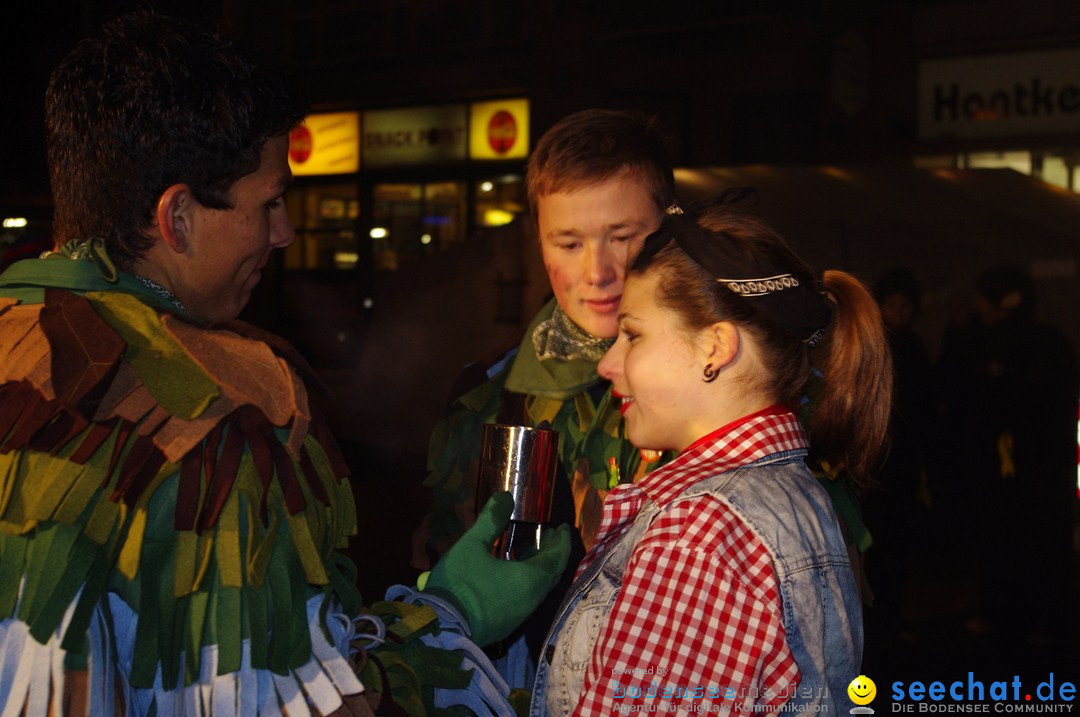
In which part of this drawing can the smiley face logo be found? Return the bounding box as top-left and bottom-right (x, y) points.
(848, 675), (877, 705)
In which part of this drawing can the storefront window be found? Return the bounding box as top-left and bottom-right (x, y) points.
(918, 149), (1080, 193)
(371, 181), (467, 270)
(284, 183), (360, 271)
(964, 150), (1032, 174)
(1041, 155), (1069, 191)
(285, 176), (527, 274)
(424, 182), (466, 249)
(474, 175), (526, 227)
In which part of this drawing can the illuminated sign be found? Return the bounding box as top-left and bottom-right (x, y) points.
(362, 105), (467, 168)
(919, 49), (1080, 140)
(289, 112), (360, 176)
(470, 99), (530, 160)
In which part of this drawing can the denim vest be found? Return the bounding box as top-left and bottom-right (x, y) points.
(530, 449), (863, 716)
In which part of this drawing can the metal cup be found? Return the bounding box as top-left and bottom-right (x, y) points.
(476, 423), (558, 558)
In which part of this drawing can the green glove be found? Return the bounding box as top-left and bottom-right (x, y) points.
(424, 492), (572, 647)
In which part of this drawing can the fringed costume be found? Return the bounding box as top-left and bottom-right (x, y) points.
(0, 244), (365, 715)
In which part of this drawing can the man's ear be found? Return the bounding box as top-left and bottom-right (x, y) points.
(701, 321), (740, 369)
(155, 184), (196, 254)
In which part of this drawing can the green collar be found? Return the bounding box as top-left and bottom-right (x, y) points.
(0, 240), (193, 318)
(504, 298), (604, 399)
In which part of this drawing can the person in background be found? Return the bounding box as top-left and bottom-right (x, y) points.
(863, 268), (933, 647)
(964, 265), (1077, 645)
(0, 12), (568, 716)
(529, 202), (892, 716)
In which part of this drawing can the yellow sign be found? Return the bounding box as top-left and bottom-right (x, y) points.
(289, 112), (360, 176)
(470, 99), (530, 160)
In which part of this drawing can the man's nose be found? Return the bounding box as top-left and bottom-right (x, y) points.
(271, 211), (295, 249)
(584, 243), (616, 287)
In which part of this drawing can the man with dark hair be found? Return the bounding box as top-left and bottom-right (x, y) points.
(0, 12), (567, 716)
(44, 11), (306, 279)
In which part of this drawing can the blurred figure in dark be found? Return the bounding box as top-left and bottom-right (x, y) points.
(864, 269), (933, 646)
(931, 286), (991, 537)
(965, 265), (1077, 645)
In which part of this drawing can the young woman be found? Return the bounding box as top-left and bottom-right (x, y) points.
(529, 204), (892, 716)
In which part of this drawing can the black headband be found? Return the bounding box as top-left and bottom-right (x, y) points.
(635, 202), (832, 347)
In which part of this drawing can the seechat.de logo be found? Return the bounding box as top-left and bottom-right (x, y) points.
(891, 673), (1076, 713)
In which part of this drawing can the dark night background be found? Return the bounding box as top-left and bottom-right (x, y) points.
(2, 0), (1078, 701)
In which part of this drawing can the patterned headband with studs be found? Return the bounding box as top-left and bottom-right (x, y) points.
(635, 199), (832, 348)
(719, 274), (801, 297)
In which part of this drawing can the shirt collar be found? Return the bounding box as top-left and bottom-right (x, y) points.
(615, 404), (809, 509)
(576, 405), (809, 579)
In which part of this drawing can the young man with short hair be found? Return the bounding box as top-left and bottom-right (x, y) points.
(421, 109), (677, 567)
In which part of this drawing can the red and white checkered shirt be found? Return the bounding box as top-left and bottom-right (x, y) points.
(571, 406), (808, 716)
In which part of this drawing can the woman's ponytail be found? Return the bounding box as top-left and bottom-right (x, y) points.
(809, 270), (894, 488)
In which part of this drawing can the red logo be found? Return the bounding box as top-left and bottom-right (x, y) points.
(487, 110), (517, 154)
(289, 125), (313, 164)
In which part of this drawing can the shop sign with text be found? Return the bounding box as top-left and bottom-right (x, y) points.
(919, 49), (1080, 140)
(362, 105), (467, 168)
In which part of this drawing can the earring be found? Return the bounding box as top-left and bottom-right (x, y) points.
(702, 363), (720, 383)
